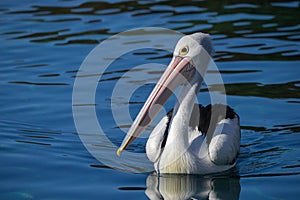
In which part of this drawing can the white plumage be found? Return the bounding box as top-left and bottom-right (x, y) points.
(118, 32), (241, 174)
(147, 111), (240, 174)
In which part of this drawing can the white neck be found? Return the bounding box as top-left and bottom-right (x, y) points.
(157, 73), (203, 173)
(165, 72), (203, 153)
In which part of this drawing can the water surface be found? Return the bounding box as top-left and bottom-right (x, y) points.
(1, 0), (300, 199)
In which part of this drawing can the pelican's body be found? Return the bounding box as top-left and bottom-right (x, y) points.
(118, 32), (240, 174)
(147, 104), (240, 174)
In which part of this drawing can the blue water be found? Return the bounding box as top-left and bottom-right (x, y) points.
(1, 0), (300, 199)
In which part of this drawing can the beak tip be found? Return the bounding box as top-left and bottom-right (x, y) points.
(117, 148), (122, 157)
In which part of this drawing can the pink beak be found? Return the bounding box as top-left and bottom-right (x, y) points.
(117, 56), (192, 156)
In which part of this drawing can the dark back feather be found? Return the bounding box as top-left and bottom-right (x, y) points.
(162, 104), (238, 146)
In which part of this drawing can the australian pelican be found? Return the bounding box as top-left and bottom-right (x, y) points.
(117, 32), (240, 174)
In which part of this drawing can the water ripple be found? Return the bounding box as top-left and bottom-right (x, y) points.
(1, 1), (300, 198)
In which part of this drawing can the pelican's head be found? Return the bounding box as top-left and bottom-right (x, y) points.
(117, 32), (213, 156)
(174, 32), (214, 61)
(173, 33), (213, 80)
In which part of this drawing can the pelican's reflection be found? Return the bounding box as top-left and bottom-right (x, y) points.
(145, 173), (240, 200)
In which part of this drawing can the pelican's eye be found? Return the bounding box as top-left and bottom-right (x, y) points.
(179, 46), (189, 55)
